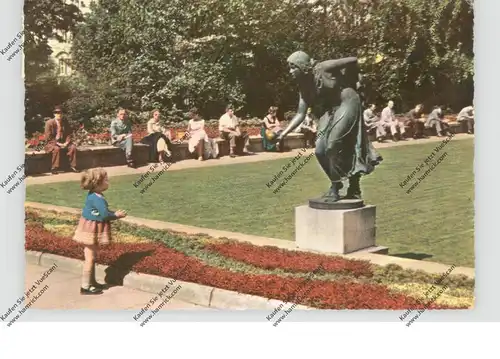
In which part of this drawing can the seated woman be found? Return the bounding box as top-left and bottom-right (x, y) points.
(140, 109), (173, 163)
(261, 106), (285, 152)
(187, 107), (219, 161)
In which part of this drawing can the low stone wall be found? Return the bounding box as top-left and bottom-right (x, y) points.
(25, 133), (308, 175)
(25, 143), (152, 176)
(25, 123), (468, 175)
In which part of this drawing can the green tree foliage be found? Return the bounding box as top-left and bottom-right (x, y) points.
(69, 0), (473, 122)
(24, 0), (83, 133)
(25, 64), (71, 135)
(363, 0), (474, 110)
(24, 0), (82, 80)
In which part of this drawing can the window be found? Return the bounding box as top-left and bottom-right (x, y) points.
(58, 59), (65, 75)
(58, 58), (70, 76)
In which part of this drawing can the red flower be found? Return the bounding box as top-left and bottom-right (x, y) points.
(38, 135), (45, 140)
(206, 242), (373, 277)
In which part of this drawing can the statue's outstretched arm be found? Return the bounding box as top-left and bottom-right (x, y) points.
(280, 94), (308, 138)
(319, 57), (358, 73)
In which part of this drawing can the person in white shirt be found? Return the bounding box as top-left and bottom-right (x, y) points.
(457, 105), (474, 134)
(380, 100), (406, 141)
(294, 107), (318, 148)
(363, 104), (385, 142)
(188, 107), (208, 161)
(218, 104), (252, 157)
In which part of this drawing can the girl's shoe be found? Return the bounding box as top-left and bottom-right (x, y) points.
(80, 286), (103, 295)
(90, 282), (108, 290)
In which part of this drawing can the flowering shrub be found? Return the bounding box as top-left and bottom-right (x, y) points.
(25, 131), (47, 150)
(25, 222), (464, 309)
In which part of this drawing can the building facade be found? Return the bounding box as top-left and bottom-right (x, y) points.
(48, 0), (93, 77)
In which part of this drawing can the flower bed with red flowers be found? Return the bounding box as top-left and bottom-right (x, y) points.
(205, 242), (373, 278)
(25, 132), (47, 150)
(25, 219), (466, 309)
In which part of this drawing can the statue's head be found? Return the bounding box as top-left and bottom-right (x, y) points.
(287, 51), (314, 78)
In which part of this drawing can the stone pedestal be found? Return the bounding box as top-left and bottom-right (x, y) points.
(295, 204), (377, 254)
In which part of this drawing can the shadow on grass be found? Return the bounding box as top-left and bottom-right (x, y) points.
(104, 250), (154, 287)
(392, 252), (433, 261)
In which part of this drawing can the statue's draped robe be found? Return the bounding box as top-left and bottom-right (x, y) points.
(303, 61), (382, 182)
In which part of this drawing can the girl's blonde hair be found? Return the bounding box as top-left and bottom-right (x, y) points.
(80, 168), (108, 191)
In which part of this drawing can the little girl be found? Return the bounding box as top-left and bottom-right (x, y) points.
(73, 168), (127, 295)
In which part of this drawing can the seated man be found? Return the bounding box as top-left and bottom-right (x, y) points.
(406, 103), (426, 139)
(110, 108), (135, 168)
(44, 106), (78, 175)
(380, 100), (406, 141)
(425, 106), (451, 137)
(294, 107), (317, 148)
(457, 105), (474, 134)
(363, 104), (385, 142)
(218, 105), (252, 157)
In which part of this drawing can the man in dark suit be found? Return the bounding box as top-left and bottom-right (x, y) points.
(44, 106), (78, 174)
(406, 104), (426, 139)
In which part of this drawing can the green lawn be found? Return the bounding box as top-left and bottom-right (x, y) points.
(26, 138), (475, 267)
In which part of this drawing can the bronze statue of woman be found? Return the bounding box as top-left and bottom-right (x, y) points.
(276, 51), (382, 203)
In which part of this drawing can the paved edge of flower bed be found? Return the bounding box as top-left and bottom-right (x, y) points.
(26, 250), (315, 311)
